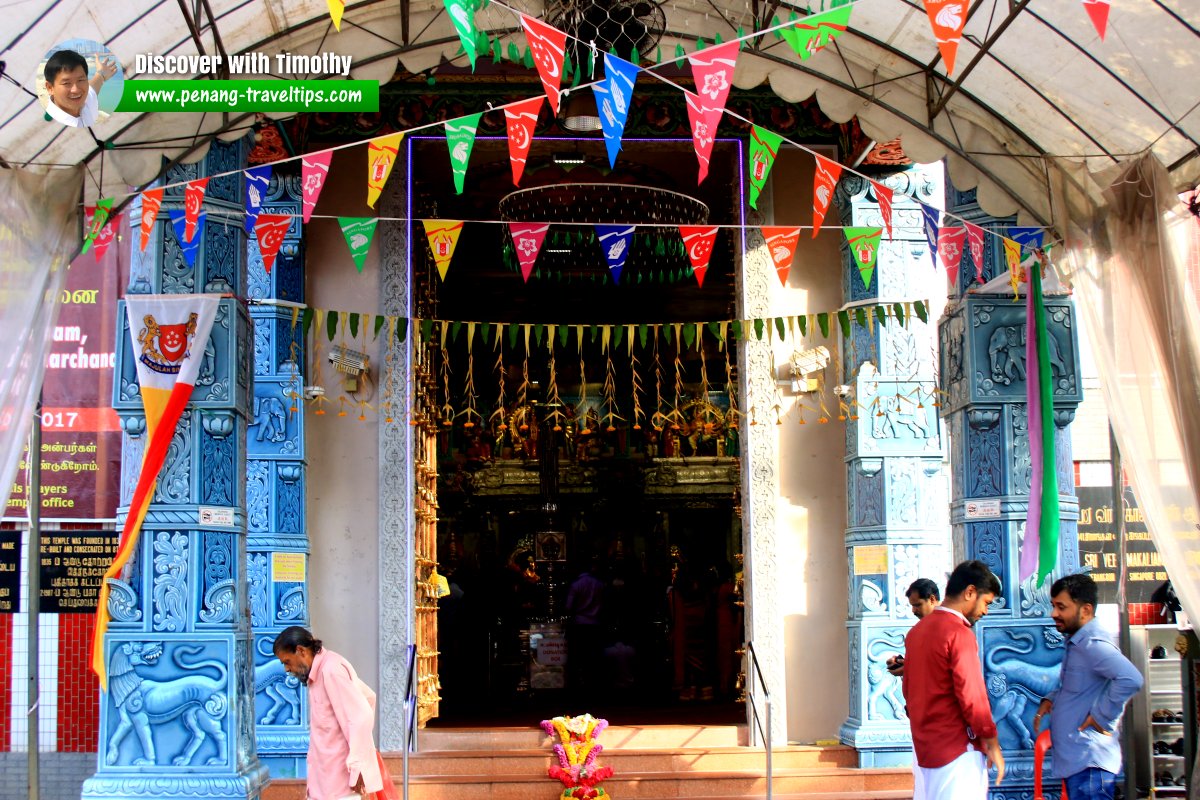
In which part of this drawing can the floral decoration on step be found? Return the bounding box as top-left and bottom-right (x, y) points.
(541, 713), (615, 800)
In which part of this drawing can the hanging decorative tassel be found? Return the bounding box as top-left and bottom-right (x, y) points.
(440, 346), (455, 427)
(545, 350), (564, 431)
(490, 335), (508, 446)
(602, 350), (624, 432)
(651, 328), (668, 431)
(630, 350), (645, 431)
(461, 349), (482, 428)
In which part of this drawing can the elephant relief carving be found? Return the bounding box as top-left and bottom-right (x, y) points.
(872, 395), (931, 439)
(985, 629), (1062, 748)
(250, 394), (288, 443)
(255, 656), (302, 725)
(987, 325), (1067, 386)
(866, 633), (908, 721)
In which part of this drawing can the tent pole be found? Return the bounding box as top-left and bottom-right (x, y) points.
(27, 396), (42, 800)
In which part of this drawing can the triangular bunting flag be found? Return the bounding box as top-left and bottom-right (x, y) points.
(1008, 226), (1045, 252)
(595, 224), (635, 284)
(168, 208), (206, 268)
(423, 220), (465, 281)
(510, 222), (550, 282)
(1003, 238), (1022, 296)
(684, 91), (722, 184)
(596, 53), (639, 168)
(446, 113), (481, 195)
(872, 180), (894, 238)
(964, 221), (986, 282)
(244, 166), (271, 234)
(81, 197), (113, 255)
(326, 0), (345, 30)
(763, 226), (800, 286)
(85, 206), (118, 262)
(921, 0), (968, 74)
(844, 227), (883, 289)
(780, 5), (853, 60)
(445, 0), (480, 68)
(184, 177), (209, 244)
(688, 41), (739, 116)
(921, 205), (940, 268)
(937, 226), (966, 287)
(301, 150), (332, 224)
(812, 154), (842, 237)
(679, 226), (719, 288)
(748, 126), (783, 210)
(504, 96), (544, 186)
(255, 214), (291, 274)
(367, 133), (404, 208)
(339, 217), (379, 273)
(521, 14), (568, 113)
(1081, 0), (1110, 41)
(138, 189), (163, 252)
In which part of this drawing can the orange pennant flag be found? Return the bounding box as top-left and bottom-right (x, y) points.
(184, 177), (209, 243)
(423, 220), (464, 281)
(812, 154), (842, 238)
(367, 133), (404, 208)
(922, 0), (967, 74)
(138, 188), (163, 252)
(763, 226), (801, 286)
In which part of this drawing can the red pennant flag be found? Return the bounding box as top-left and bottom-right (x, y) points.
(922, 0), (968, 74)
(509, 222), (549, 282)
(688, 41), (739, 117)
(684, 91), (722, 184)
(812, 154), (842, 238)
(85, 207), (118, 262)
(301, 150), (332, 224)
(521, 15), (567, 113)
(138, 188), (163, 252)
(184, 178), (209, 244)
(763, 226), (801, 286)
(1081, 0), (1110, 40)
(679, 226), (719, 288)
(873, 181), (894, 238)
(504, 96), (544, 186)
(965, 221), (986, 282)
(937, 226), (967, 287)
(255, 214), (291, 274)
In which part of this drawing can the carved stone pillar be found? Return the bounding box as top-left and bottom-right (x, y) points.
(836, 166), (952, 767)
(937, 187), (1082, 799)
(84, 138), (267, 800)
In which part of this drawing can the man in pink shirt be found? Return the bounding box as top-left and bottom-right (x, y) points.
(274, 627), (386, 800)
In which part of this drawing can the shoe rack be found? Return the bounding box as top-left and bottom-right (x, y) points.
(1145, 625), (1188, 795)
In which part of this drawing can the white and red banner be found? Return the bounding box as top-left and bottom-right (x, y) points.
(872, 180), (894, 238)
(763, 226), (801, 286)
(685, 91), (722, 184)
(255, 214), (291, 273)
(510, 222), (549, 282)
(937, 226), (967, 287)
(921, 0), (967, 74)
(812, 154), (842, 238)
(688, 41), (739, 118)
(301, 151), (333, 223)
(505, 96), (544, 186)
(965, 221), (986, 282)
(139, 188), (163, 252)
(184, 177), (209, 243)
(679, 225), (719, 288)
(521, 14), (568, 113)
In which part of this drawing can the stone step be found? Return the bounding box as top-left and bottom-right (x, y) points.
(416, 724), (745, 751)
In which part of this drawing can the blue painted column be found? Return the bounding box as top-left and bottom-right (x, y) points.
(837, 166), (952, 767)
(83, 138), (268, 800)
(937, 186), (1083, 799)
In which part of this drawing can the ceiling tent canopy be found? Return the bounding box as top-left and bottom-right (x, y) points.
(1, 0), (1197, 228)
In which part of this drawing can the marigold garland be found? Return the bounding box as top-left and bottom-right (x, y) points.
(541, 714), (614, 800)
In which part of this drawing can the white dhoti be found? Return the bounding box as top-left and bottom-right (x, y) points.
(913, 749), (988, 800)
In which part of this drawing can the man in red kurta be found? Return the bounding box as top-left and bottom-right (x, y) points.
(902, 560), (1006, 799)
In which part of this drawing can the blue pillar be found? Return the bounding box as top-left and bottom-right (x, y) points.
(84, 138), (268, 800)
(938, 186), (1083, 799)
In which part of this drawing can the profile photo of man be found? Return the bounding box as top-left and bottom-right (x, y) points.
(42, 48), (117, 128)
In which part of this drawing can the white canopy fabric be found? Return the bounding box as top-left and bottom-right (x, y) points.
(0, 0), (1196, 230)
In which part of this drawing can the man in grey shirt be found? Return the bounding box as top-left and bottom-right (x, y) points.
(1033, 573), (1144, 800)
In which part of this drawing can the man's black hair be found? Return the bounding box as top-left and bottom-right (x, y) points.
(944, 560), (1002, 599)
(44, 49), (88, 84)
(273, 625), (323, 655)
(1050, 573), (1099, 609)
(907, 578), (941, 601)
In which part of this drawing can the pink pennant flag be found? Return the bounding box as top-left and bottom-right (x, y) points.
(138, 188), (163, 252)
(965, 221), (986, 282)
(812, 154), (842, 238)
(521, 15), (567, 113)
(688, 41), (739, 117)
(504, 96), (544, 186)
(184, 177), (209, 244)
(1081, 0), (1110, 40)
(873, 181), (894, 238)
(679, 226), (719, 288)
(301, 150), (333, 223)
(255, 214), (291, 274)
(922, 0), (968, 74)
(937, 226), (966, 287)
(509, 222), (549, 282)
(85, 207), (118, 262)
(684, 92), (722, 184)
(763, 226), (801, 286)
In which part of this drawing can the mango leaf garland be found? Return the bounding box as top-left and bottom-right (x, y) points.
(780, 5), (853, 60)
(243, 166), (271, 234)
(445, 113), (482, 195)
(504, 97), (544, 186)
(184, 177), (209, 243)
(812, 154), (842, 237)
(367, 133), (404, 208)
(339, 217), (379, 273)
(509, 222), (550, 282)
(255, 213), (292, 274)
(684, 91), (722, 184)
(763, 226), (800, 285)
(748, 126), (783, 210)
(679, 226), (719, 288)
(937, 226), (967, 287)
(595, 225), (635, 284)
(687, 41), (738, 116)
(921, 0), (968, 74)
(138, 188), (163, 252)
(521, 14), (568, 112)
(596, 53), (639, 168)
(423, 220), (465, 281)
(301, 150), (332, 223)
(845, 227), (883, 289)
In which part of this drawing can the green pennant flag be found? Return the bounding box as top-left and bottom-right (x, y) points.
(817, 313), (830, 338)
(748, 126), (784, 210)
(844, 227), (883, 289)
(338, 217), (378, 273)
(444, 0), (480, 68)
(780, 5), (853, 61)
(81, 197), (113, 254)
(445, 113), (482, 195)
(837, 310), (851, 339)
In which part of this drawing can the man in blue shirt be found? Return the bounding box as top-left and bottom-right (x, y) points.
(1032, 573), (1144, 800)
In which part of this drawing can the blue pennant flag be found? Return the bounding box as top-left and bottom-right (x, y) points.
(921, 205), (940, 268)
(244, 165), (272, 234)
(595, 224), (635, 284)
(595, 53), (639, 169)
(168, 208), (206, 268)
(1008, 226), (1045, 252)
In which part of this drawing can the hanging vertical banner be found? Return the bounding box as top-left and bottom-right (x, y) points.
(326, 0), (345, 30)
(509, 222), (550, 282)
(446, 113), (482, 195)
(596, 53), (639, 169)
(81, 197), (113, 254)
(243, 165), (271, 234)
(844, 227), (883, 289)
(423, 220), (465, 281)
(872, 180), (894, 238)
(301, 150), (333, 223)
(748, 126), (783, 210)
(339, 217), (379, 273)
(366, 132), (404, 208)
(684, 91), (722, 184)
(183, 177), (209, 243)
(964, 221), (986, 282)
(1081, 0), (1110, 41)
(504, 96), (545, 186)
(780, 5), (853, 60)
(679, 226), (719, 288)
(687, 41), (739, 116)
(445, 0), (480, 68)
(595, 224), (635, 284)
(812, 154), (842, 238)
(921, 205), (940, 268)
(937, 226), (966, 286)
(763, 226), (801, 286)
(168, 208), (206, 268)
(92, 293), (222, 688)
(254, 214), (291, 274)
(521, 14), (568, 112)
(85, 206), (118, 262)
(139, 188), (163, 251)
(921, 0), (968, 74)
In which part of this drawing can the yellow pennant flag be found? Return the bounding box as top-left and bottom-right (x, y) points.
(1003, 238), (1023, 298)
(326, 0), (345, 30)
(367, 133), (404, 207)
(422, 220), (464, 281)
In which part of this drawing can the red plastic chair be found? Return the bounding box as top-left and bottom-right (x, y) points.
(1034, 729), (1068, 800)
